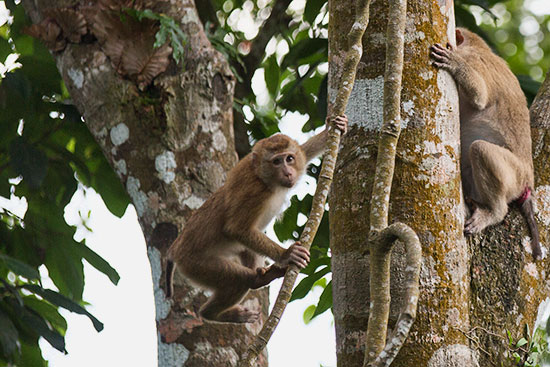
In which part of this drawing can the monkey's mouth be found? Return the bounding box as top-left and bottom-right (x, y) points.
(282, 180), (295, 188)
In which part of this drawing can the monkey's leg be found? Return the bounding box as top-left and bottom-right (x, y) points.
(465, 140), (524, 233)
(187, 256), (262, 323)
(200, 287), (261, 323)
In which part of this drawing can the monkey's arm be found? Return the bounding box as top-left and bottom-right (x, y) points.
(226, 225), (286, 260)
(301, 130), (328, 161)
(300, 115), (348, 161)
(223, 225), (310, 268)
(430, 44), (489, 110)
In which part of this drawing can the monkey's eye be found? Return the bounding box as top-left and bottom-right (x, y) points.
(273, 157), (283, 165)
(286, 155), (294, 163)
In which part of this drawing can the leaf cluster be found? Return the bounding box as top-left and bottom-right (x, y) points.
(508, 322), (550, 367)
(0, 2), (128, 364)
(125, 8), (188, 64)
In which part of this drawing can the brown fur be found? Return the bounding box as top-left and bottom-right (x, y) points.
(166, 116), (348, 323)
(431, 28), (541, 259)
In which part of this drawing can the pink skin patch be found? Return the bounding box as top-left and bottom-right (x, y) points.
(517, 186), (531, 205)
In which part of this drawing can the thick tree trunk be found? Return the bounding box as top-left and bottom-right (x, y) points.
(330, 0), (470, 366)
(330, 1), (550, 367)
(21, 1), (268, 366)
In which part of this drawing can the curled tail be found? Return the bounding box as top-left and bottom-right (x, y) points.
(166, 259), (175, 298)
(518, 188), (541, 260)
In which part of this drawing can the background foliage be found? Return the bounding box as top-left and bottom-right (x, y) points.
(0, 0), (549, 365)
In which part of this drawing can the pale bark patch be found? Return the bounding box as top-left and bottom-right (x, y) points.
(110, 122), (130, 146)
(333, 76), (384, 131)
(67, 67), (84, 88)
(155, 150), (177, 184)
(427, 344), (480, 367)
(148, 246), (171, 320)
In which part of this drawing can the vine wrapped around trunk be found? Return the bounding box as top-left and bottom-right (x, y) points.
(364, 0), (421, 366)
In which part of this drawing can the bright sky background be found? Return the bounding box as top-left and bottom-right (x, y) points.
(2, 1), (550, 366)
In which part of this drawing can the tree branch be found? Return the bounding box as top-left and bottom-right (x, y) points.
(238, 1), (372, 365)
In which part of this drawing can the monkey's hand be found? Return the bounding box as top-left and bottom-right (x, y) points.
(279, 242), (310, 269)
(430, 43), (459, 72)
(327, 115), (348, 135)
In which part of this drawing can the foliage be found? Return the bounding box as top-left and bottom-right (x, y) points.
(0, 1), (127, 364)
(125, 8), (188, 64)
(508, 322), (550, 367)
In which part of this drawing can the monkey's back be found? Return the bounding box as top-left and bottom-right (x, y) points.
(457, 32), (533, 184)
(168, 155), (273, 263)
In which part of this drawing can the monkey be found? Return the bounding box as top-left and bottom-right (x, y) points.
(165, 115), (348, 323)
(430, 28), (541, 260)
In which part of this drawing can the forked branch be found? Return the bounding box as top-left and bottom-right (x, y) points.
(239, 0), (373, 365)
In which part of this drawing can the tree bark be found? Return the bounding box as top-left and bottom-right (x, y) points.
(331, 1), (550, 367)
(21, 1), (268, 366)
(330, 0), (472, 366)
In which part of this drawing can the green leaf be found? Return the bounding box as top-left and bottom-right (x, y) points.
(0, 254), (40, 280)
(312, 281), (332, 319)
(92, 160), (130, 218)
(44, 239), (84, 301)
(0, 308), (18, 358)
(303, 305), (316, 324)
(18, 342), (47, 367)
(290, 267), (330, 302)
(264, 55), (280, 98)
(19, 306), (66, 354)
(304, 0), (326, 24)
(9, 137), (48, 189)
(24, 297), (67, 335)
(516, 337), (529, 348)
(301, 256), (331, 276)
(282, 38), (327, 69)
(0, 37), (12, 63)
(76, 241), (120, 285)
(23, 285), (104, 332)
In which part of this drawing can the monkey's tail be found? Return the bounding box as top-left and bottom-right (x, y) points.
(166, 259), (175, 298)
(518, 190), (542, 260)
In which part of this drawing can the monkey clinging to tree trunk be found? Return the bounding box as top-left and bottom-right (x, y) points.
(430, 28), (541, 260)
(165, 115), (348, 323)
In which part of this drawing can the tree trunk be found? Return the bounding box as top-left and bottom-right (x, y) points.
(330, 1), (550, 367)
(21, 1), (268, 366)
(330, 0), (471, 366)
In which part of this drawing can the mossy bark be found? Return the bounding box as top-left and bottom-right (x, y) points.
(330, 1), (471, 366)
(21, 1), (269, 366)
(331, 1), (550, 367)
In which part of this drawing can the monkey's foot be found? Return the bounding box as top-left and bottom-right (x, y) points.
(215, 306), (260, 323)
(464, 208), (494, 234)
(252, 265), (286, 289)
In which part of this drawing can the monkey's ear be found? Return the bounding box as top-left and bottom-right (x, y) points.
(456, 29), (465, 46)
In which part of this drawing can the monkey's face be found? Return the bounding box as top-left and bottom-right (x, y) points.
(271, 152), (300, 188)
